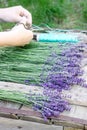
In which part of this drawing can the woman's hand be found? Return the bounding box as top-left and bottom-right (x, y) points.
(0, 5), (32, 27)
(0, 24), (33, 47)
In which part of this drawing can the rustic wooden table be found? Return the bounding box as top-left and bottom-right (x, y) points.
(0, 81), (87, 130)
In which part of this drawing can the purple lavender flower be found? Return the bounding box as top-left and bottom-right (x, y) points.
(26, 43), (87, 120)
(33, 97), (70, 119)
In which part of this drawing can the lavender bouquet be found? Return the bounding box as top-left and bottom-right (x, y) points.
(26, 42), (87, 120)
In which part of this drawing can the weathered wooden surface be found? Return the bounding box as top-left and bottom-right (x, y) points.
(64, 127), (83, 130)
(0, 117), (63, 130)
(0, 81), (87, 129)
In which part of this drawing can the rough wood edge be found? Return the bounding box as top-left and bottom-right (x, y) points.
(0, 106), (86, 128)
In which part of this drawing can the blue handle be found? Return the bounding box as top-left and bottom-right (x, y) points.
(37, 33), (79, 43)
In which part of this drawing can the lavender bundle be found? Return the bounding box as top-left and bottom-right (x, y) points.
(41, 44), (86, 91)
(25, 42), (87, 120)
(26, 92), (70, 120)
(30, 43), (87, 119)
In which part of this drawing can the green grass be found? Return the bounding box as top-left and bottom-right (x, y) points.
(0, 0), (87, 29)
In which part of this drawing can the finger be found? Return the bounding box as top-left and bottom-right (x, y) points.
(20, 9), (32, 27)
(18, 16), (30, 29)
(26, 17), (32, 28)
(19, 16), (27, 25)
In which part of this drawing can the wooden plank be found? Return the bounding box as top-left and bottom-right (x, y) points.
(0, 81), (42, 95)
(22, 105), (87, 121)
(0, 81), (87, 107)
(0, 104), (86, 128)
(64, 127), (83, 130)
(0, 106), (51, 125)
(52, 115), (84, 129)
(0, 101), (21, 109)
(0, 81), (87, 128)
(0, 117), (63, 130)
(51, 104), (87, 129)
(62, 85), (87, 107)
(61, 105), (87, 120)
(85, 125), (87, 130)
(0, 105), (85, 129)
(1, 81), (87, 107)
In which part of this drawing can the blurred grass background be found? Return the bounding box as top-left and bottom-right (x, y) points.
(0, 0), (87, 30)
(0, 0), (87, 84)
